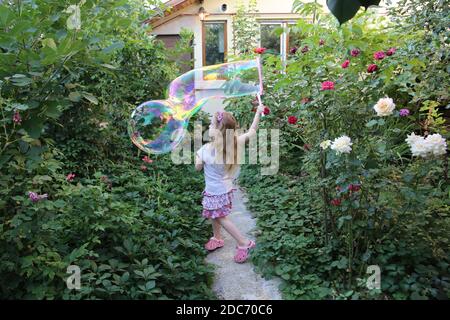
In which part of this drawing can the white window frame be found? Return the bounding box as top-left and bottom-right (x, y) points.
(258, 20), (300, 66)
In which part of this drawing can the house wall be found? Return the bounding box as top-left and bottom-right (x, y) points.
(151, 0), (324, 69)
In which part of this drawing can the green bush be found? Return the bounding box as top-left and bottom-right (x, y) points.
(0, 0), (215, 299)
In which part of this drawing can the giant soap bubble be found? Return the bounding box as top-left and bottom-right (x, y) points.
(129, 58), (263, 154)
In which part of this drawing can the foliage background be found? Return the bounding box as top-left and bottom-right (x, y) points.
(0, 0), (215, 299)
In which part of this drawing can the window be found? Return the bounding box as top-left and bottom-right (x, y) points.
(260, 23), (282, 55)
(203, 21), (227, 66)
(259, 21), (300, 66)
(287, 24), (306, 53)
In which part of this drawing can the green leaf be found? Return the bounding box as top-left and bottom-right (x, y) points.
(69, 91), (82, 102)
(0, 5), (14, 27)
(82, 92), (99, 105)
(145, 280), (156, 290)
(11, 103), (29, 111)
(42, 38), (57, 51)
(102, 41), (125, 54)
(366, 119), (378, 128)
(22, 119), (44, 139)
(10, 74), (32, 87)
(326, 0), (362, 25)
(100, 64), (118, 70)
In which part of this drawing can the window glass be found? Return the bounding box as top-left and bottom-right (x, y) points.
(260, 24), (281, 55)
(205, 22), (226, 66)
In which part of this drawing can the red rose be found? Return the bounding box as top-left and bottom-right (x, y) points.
(254, 47), (267, 54)
(386, 47), (396, 56)
(350, 49), (360, 57)
(341, 59), (350, 69)
(321, 81), (335, 90)
(331, 198), (342, 206)
(290, 47), (298, 54)
(288, 116), (298, 124)
(367, 64), (378, 73)
(301, 46), (309, 53)
(263, 107), (270, 115)
(348, 184), (361, 192)
(373, 51), (385, 60)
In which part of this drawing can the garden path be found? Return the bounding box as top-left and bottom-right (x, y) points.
(205, 187), (282, 300)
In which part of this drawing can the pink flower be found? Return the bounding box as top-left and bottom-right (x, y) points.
(140, 165), (147, 172)
(142, 156), (153, 164)
(350, 49), (360, 57)
(288, 116), (298, 125)
(319, 39), (325, 46)
(13, 110), (22, 124)
(331, 198), (341, 206)
(254, 47), (267, 54)
(301, 45), (309, 53)
(399, 108), (410, 117)
(290, 47), (298, 54)
(28, 191), (48, 203)
(66, 173), (76, 182)
(263, 107), (270, 115)
(341, 59), (350, 69)
(386, 47), (396, 56)
(367, 64), (378, 73)
(373, 51), (385, 60)
(321, 81), (335, 91)
(301, 97), (310, 104)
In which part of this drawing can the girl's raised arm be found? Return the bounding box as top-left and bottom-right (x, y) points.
(237, 104), (265, 144)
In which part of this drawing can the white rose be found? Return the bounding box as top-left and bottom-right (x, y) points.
(373, 97), (395, 117)
(405, 133), (422, 147)
(99, 122), (109, 129)
(320, 140), (332, 150)
(331, 135), (353, 154)
(409, 136), (429, 158)
(425, 134), (447, 156)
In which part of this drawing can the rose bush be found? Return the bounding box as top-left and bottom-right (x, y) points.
(230, 2), (449, 299)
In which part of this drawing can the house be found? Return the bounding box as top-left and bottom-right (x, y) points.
(148, 0), (328, 70)
(147, 0), (326, 114)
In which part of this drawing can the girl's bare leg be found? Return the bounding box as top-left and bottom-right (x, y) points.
(217, 216), (249, 247)
(212, 219), (222, 240)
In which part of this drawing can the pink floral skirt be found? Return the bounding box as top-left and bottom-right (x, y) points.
(201, 189), (235, 219)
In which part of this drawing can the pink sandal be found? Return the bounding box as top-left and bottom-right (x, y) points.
(205, 237), (224, 251)
(234, 240), (256, 263)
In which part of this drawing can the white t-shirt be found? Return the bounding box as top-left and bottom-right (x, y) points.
(197, 143), (240, 195)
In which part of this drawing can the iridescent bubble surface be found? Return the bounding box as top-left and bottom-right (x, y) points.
(129, 58), (263, 154)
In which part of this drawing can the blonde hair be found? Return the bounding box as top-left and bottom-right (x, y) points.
(212, 111), (239, 174)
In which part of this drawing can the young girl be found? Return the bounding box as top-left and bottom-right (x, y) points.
(195, 103), (265, 263)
